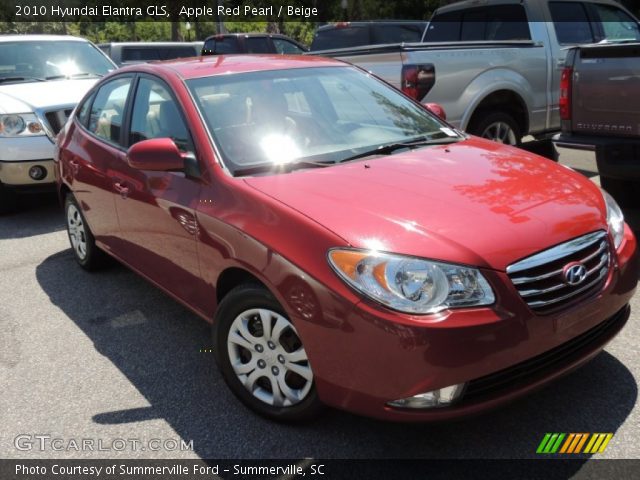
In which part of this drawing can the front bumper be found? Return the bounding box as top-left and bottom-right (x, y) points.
(281, 225), (637, 421)
(0, 136), (56, 187)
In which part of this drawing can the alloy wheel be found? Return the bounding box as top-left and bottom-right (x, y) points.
(67, 204), (88, 260)
(481, 121), (518, 145)
(227, 308), (313, 407)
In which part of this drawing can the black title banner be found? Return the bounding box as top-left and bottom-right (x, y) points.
(2, 1), (325, 22)
(2, 459), (640, 480)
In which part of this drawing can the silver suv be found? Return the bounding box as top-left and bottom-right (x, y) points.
(0, 35), (116, 212)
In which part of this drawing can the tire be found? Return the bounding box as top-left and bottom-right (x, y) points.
(213, 284), (324, 422)
(0, 184), (18, 215)
(64, 194), (108, 270)
(600, 177), (639, 208)
(468, 111), (522, 146)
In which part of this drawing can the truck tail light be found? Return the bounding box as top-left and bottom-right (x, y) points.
(559, 67), (573, 121)
(401, 64), (435, 101)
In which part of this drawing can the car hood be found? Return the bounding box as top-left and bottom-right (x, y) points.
(244, 138), (607, 271)
(0, 78), (98, 113)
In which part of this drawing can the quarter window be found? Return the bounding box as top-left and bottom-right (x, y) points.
(88, 77), (132, 146)
(129, 77), (192, 152)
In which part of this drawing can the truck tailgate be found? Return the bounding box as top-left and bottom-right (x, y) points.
(572, 43), (640, 137)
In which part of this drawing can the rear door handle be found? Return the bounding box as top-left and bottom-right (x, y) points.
(114, 181), (130, 199)
(69, 159), (80, 175)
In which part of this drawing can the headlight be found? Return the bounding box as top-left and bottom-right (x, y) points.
(328, 249), (495, 314)
(603, 190), (624, 249)
(0, 113), (45, 137)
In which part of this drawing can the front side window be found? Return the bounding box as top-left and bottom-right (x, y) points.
(592, 4), (640, 42)
(88, 77), (132, 146)
(187, 66), (458, 175)
(129, 77), (191, 152)
(0, 41), (114, 84)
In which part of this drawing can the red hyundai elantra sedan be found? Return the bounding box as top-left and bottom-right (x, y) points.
(55, 55), (637, 422)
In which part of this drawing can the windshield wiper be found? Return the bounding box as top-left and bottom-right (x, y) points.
(234, 159), (334, 177)
(45, 72), (104, 80)
(338, 135), (459, 164)
(0, 76), (45, 84)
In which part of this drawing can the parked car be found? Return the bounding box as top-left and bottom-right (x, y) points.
(201, 33), (307, 55)
(309, 0), (640, 146)
(99, 42), (202, 66)
(0, 34), (116, 213)
(56, 54), (637, 422)
(309, 21), (428, 51)
(553, 41), (640, 206)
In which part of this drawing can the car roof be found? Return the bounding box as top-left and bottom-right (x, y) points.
(0, 34), (89, 43)
(117, 54), (346, 80)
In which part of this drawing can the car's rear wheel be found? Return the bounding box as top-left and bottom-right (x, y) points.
(213, 284), (323, 421)
(65, 194), (108, 270)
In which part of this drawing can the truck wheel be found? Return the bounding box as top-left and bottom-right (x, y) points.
(0, 184), (18, 215)
(600, 177), (639, 208)
(213, 284), (324, 422)
(65, 194), (109, 270)
(469, 112), (522, 146)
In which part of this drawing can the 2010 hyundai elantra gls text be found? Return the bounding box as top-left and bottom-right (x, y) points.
(55, 55), (637, 422)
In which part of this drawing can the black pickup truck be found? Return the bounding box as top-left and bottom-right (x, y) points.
(554, 42), (640, 206)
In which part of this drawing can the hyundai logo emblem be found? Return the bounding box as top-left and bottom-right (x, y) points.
(563, 262), (588, 286)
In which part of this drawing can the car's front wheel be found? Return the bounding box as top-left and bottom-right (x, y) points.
(213, 284), (323, 421)
(65, 194), (108, 270)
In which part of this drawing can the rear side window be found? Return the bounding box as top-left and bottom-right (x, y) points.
(370, 24), (425, 44)
(203, 37), (240, 54)
(486, 5), (531, 40)
(424, 12), (462, 42)
(245, 37), (272, 53)
(549, 2), (595, 44)
(310, 26), (370, 50)
(88, 77), (132, 146)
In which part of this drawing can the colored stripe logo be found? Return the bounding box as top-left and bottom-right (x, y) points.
(536, 433), (613, 454)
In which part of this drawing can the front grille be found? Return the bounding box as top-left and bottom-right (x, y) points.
(463, 305), (628, 402)
(507, 231), (610, 314)
(44, 108), (73, 135)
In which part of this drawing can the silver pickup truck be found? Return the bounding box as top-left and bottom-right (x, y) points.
(312, 0), (640, 147)
(554, 41), (640, 206)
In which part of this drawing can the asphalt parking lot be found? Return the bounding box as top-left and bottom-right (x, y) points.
(1, 148), (639, 461)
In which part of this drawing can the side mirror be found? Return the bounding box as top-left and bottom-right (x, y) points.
(423, 102), (446, 121)
(127, 138), (184, 172)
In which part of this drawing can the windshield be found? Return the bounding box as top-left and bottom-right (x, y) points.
(187, 66), (459, 176)
(0, 41), (114, 83)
